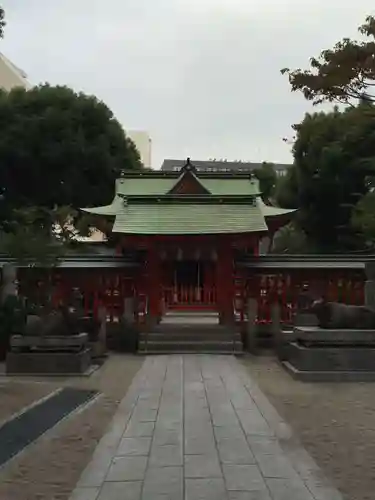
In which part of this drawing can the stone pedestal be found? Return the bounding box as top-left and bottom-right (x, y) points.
(6, 333), (91, 375)
(282, 326), (375, 381)
(6, 349), (91, 375)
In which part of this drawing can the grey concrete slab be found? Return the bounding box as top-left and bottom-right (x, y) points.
(69, 488), (100, 500)
(228, 492), (272, 500)
(217, 437), (256, 465)
(70, 355), (342, 500)
(149, 444), (183, 466)
(184, 454), (222, 478)
(142, 466), (183, 499)
(255, 453), (300, 479)
(106, 456), (148, 482)
(185, 478), (227, 500)
(123, 421), (155, 438)
(266, 477), (315, 500)
(97, 481), (142, 500)
(116, 437), (152, 456)
(223, 464), (268, 492)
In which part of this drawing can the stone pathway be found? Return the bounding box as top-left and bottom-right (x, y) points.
(70, 355), (343, 500)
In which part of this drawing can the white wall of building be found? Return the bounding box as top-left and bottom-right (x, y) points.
(127, 130), (152, 168)
(0, 52), (31, 91)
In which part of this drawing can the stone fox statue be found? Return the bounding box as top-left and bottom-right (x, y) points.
(309, 299), (375, 329)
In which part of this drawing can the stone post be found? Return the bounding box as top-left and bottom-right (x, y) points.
(1, 264), (17, 304)
(96, 304), (107, 356)
(246, 298), (258, 354)
(365, 263), (375, 308)
(270, 301), (284, 360)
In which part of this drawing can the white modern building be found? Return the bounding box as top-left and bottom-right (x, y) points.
(127, 130), (152, 169)
(161, 159), (291, 177)
(0, 52), (31, 91)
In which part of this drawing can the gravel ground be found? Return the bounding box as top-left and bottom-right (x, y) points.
(0, 381), (56, 425)
(243, 355), (375, 500)
(0, 354), (143, 500)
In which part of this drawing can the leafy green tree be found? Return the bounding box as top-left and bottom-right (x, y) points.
(0, 84), (142, 265)
(0, 85), (142, 214)
(271, 223), (310, 254)
(0, 6), (5, 39)
(278, 104), (375, 251)
(351, 191), (375, 247)
(253, 162), (277, 200)
(275, 167), (298, 209)
(281, 15), (375, 105)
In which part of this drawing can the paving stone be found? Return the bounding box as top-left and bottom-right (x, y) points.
(142, 466), (183, 499)
(185, 436), (217, 455)
(255, 453), (300, 479)
(72, 355), (342, 500)
(184, 454), (222, 478)
(217, 437), (256, 465)
(266, 477), (315, 500)
(236, 409), (274, 437)
(213, 425), (244, 441)
(185, 478), (227, 500)
(70, 488), (100, 500)
(149, 444), (183, 466)
(211, 410), (239, 426)
(123, 421), (155, 438)
(228, 491), (272, 500)
(153, 429), (182, 446)
(98, 481), (142, 500)
(246, 435), (283, 456)
(223, 464), (268, 492)
(106, 456), (148, 482)
(131, 407), (158, 422)
(116, 437), (152, 456)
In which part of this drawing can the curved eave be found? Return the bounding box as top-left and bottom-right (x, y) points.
(81, 206), (117, 216)
(256, 197), (296, 218)
(81, 195), (123, 216)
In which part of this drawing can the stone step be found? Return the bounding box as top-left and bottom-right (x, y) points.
(140, 332), (242, 342)
(153, 323), (233, 333)
(138, 340), (243, 354)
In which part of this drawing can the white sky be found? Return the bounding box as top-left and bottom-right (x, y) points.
(1, 0), (374, 168)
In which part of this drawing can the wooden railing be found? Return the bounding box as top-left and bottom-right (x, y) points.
(162, 286), (217, 309)
(242, 271), (365, 326)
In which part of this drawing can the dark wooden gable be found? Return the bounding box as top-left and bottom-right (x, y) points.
(168, 158), (211, 195)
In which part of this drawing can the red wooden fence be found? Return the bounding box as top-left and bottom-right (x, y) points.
(16, 266), (366, 327)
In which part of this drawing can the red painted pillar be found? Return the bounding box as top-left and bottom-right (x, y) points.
(146, 242), (161, 323)
(216, 239), (234, 324)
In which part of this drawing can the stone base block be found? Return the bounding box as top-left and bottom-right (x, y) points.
(287, 341), (375, 371)
(283, 361), (375, 382)
(294, 327), (375, 345)
(10, 333), (88, 351)
(6, 348), (91, 375)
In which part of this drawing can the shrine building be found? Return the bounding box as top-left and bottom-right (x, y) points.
(82, 159), (295, 331)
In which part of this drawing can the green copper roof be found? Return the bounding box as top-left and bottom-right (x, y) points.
(112, 203), (267, 235)
(256, 197), (296, 217)
(115, 176), (261, 196)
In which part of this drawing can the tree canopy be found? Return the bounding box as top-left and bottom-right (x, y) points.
(276, 104), (375, 252)
(253, 162), (277, 200)
(0, 84), (143, 264)
(0, 85), (142, 215)
(281, 15), (375, 105)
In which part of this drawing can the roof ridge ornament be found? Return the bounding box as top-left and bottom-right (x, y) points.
(183, 157), (197, 173)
